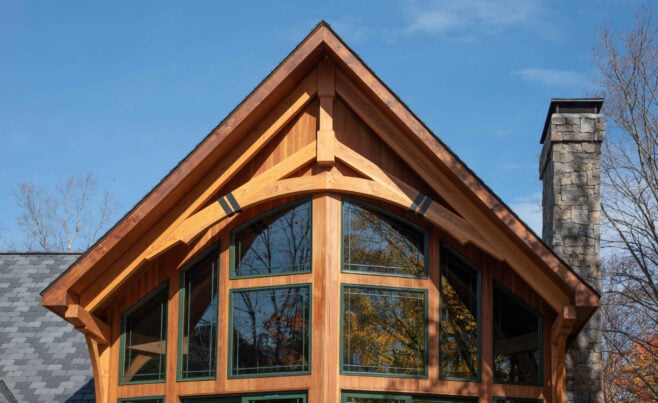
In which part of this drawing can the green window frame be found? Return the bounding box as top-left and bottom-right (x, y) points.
(342, 198), (428, 278)
(493, 284), (543, 386)
(178, 246), (219, 381)
(341, 284), (428, 377)
(181, 392), (307, 402)
(119, 282), (168, 385)
(118, 398), (164, 403)
(439, 246), (481, 381)
(230, 199), (312, 278)
(229, 284), (311, 377)
(341, 392), (477, 402)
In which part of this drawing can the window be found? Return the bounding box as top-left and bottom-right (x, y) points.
(179, 248), (219, 380)
(342, 392), (476, 402)
(232, 200), (311, 277)
(342, 285), (427, 377)
(493, 285), (542, 385)
(181, 393), (307, 402)
(492, 399), (543, 403)
(120, 283), (168, 384)
(118, 398), (164, 403)
(439, 248), (480, 380)
(343, 199), (426, 277)
(230, 285), (311, 376)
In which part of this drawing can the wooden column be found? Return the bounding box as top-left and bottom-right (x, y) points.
(311, 194), (341, 402)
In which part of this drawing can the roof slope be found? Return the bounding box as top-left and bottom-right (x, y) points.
(0, 253), (94, 403)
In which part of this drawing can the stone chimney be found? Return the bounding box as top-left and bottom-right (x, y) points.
(539, 98), (605, 403)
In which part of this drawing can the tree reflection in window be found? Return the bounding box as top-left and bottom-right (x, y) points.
(232, 201), (311, 277)
(343, 199), (426, 277)
(493, 285), (541, 385)
(231, 285), (310, 376)
(121, 283), (168, 384)
(181, 394), (306, 403)
(179, 250), (218, 379)
(439, 248), (480, 380)
(342, 285), (426, 376)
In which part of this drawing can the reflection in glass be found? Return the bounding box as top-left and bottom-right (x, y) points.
(342, 286), (426, 376)
(180, 251), (218, 379)
(182, 396), (305, 403)
(343, 200), (426, 277)
(119, 399), (164, 403)
(233, 201), (311, 277)
(345, 398), (405, 403)
(231, 286), (310, 375)
(493, 286), (541, 384)
(121, 284), (168, 383)
(439, 249), (479, 380)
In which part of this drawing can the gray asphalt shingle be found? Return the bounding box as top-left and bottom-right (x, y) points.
(0, 253), (94, 402)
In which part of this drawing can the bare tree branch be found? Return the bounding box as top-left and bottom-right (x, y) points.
(8, 173), (119, 252)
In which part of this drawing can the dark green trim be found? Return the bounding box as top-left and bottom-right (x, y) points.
(342, 392), (411, 402)
(119, 281), (169, 386)
(181, 392), (307, 403)
(229, 198), (312, 279)
(492, 282), (544, 387)
(341, 392), (478, 403)
(341, 197), (429, 279)
(340, 283), (429, 378)
(177, 244), (220, 382)
(438, 244), (482, 382)
(118, 397), (165, 403)
(228, 284), (312, 378)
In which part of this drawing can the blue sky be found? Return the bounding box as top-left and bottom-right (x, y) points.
(0, 0), (643, 246)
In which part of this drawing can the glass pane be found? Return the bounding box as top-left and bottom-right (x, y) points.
(342, 286), (426, 376)
(180, 398), (239, 403)
(439, 249), (479, 380)
(345, 398), (406, 403)
(493, 287), (541, 384)
(180, 251), (218, 379)
(247, 399), (305, 403)
(119, 399), (164, 403)
(343, 200), (426, 277)
(414, 399), (477, 403)
(121, 285), (168, 383)
(233, 201), (311, 277)
(493, 399), (543, 403)
(231, 286), (311, 375)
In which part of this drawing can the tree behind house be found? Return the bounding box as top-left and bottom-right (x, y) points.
(595, 4), (658, 401)
(7, 173), (118, 252)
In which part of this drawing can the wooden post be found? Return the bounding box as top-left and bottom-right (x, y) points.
(317, 58), (335, 166)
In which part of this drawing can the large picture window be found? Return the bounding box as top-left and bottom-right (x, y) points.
(179, 249), (219, 380)
(342, 392), (477, 402)
(342, 199), (426, 277)
(230, 285), (311, 376)
(493, 285), (542, 385)
(181, 393), (307, 403)
(439, 248), (480, 380)
(232, 200), (311, 277)
(120, 283), (168, 384)
(342, 285), (427, 377)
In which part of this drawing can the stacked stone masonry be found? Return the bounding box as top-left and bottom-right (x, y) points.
(540, 112), (605, 403)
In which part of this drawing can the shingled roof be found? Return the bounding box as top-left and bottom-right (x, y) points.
(0, 253), (94, 402)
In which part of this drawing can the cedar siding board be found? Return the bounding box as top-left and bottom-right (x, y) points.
(40, 22), (598, 403)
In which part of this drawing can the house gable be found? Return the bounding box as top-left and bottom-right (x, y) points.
(41, 22), (598, 403)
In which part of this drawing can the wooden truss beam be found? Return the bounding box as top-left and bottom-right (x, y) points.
(65, 304), (111, 345)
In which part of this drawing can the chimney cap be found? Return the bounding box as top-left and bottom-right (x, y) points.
(540, 98), (604, 144)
